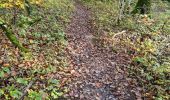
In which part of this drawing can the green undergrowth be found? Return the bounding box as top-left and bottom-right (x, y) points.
(0, 0), (74, 99)
(83, 0), (170, 99)
(119, 5), (170, 99)
(82, 0), (119, 33)
(125, 16), (170, 99)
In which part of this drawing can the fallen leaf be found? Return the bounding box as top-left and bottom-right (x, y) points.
(3, 63), (10, 67)
(95, 82), (102, 88)
(70, 70), (80, 77)
(0, 60), (3, 64)
(11, 71), (17, 76)
(18, 64), (25, 67)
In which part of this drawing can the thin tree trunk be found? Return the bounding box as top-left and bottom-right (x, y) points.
(24, 0), (32, 16)
(117, 0), (126, 24)
(0, 23), (29, 52)
(132, 0), (151, 14)
(12, 7), (17, 25)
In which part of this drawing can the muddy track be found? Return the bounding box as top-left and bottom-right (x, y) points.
(64, 1), (141, 100)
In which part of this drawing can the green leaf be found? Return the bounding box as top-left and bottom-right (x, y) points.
(16, 78), (28, 85)
(10, 89), (22, 98)
(0, 89), (4, 96)
(0, 19), (4, 25)
(51, 89), (63, 99)
(47, 86), (54, 91)
(49, 79), (59, 84)
(0, 71), (5, 78)
(146, 74), (153, 81)
(19, 29), (26, 37)
(51, 90), (58, 99)
(3, 67), (10, 73)
(28, 90), (42, 100)
(133, 57), (145, 64)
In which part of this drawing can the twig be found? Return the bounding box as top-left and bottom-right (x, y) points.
(113, 30), (126, 38)
(19, 79), (36, 100)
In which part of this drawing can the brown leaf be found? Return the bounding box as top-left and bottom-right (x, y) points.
(60, 78), (69, 87)
(70, 70), (80, 77)
(11, 70), (17, 76)
(95, 82), (102, 88)
(18, 64), (25, 67)
(0, 60), (3, 64)
(3, 63), (10, 67)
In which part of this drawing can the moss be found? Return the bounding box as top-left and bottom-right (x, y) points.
(0, 22), (29, 52)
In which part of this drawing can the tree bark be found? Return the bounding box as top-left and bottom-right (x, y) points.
(132, 0), (151, 14)
(24, 0), (32, 16)
(0, 22), (28, 52)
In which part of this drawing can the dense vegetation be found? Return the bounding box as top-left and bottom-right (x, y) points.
(0, 0), (170, 99)
(0, 0), (74, 99)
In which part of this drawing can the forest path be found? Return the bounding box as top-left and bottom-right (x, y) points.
(64, 1), (140, 100)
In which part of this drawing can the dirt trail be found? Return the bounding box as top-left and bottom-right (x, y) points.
(65, 1), (141, 100)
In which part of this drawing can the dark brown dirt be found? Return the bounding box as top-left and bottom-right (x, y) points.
(64, 2), (142, 100)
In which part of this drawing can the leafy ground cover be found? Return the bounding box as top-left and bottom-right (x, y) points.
(82, 0), (170, 99)
(0, 0), (74, 99)
(0, 0), (170, 99)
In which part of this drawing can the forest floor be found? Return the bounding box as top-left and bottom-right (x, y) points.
(64, 1), (142, 100)
(0, 0), (169, 99)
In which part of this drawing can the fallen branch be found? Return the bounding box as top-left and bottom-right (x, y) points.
(113, 30), (126, 39)
(19, 79), (36, 100)
(0, 21), (29, 52)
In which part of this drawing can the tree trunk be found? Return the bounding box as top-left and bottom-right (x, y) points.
(0, 23), (28, 52)
(24, 0), (32, 16)
(132, 0), (151, 14)
(116, 0), (126, 24)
